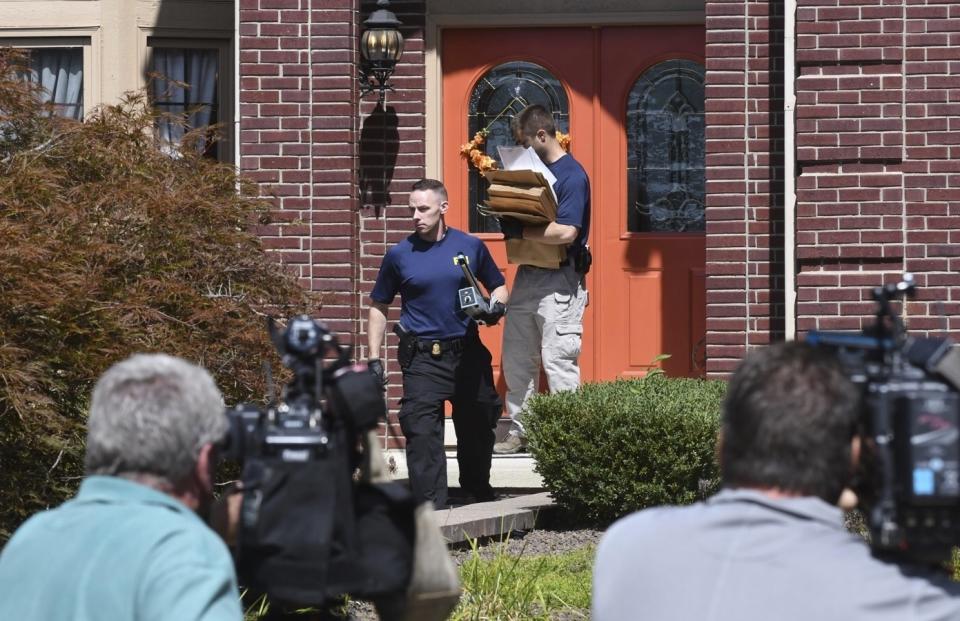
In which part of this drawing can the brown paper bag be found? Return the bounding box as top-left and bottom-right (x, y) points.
(505, 239), (566, 269)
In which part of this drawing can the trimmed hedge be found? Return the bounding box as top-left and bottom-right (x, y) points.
(525, 374), (726, 525)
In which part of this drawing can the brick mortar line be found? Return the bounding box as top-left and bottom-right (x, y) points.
(742, 3), (751, 352)
(899, 0), (907, 320)
(307, 0), (316, 305)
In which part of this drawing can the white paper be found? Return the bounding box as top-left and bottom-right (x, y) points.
(496, 145), (558, 203)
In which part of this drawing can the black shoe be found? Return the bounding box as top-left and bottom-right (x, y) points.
(458, 488), (498, 504)
(472, 490), (499, 503)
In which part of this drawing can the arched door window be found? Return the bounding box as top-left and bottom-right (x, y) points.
(467, 61), (569, 233)
(627, 59), (706, 233)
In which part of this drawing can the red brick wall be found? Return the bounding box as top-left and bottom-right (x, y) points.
(240, 0), (426, 446)
(239, 0), (362, 340)
(704, 0), (786, 377)
(795, 0), (960, 336)
(706, 0), (960, 376)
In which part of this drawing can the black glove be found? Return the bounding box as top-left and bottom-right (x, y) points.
(477, 300), (506, 326)
(498, 217), (524, 240)
(368, 359), (386, 391)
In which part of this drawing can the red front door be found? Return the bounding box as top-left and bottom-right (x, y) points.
(442, 26), (706, 385)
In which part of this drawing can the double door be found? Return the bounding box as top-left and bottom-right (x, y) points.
(442, 25), (706, 384)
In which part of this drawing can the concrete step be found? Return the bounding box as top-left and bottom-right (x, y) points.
(381, 417), (539, 489)
(443, 418), (514, 449)
(384, 449), (542, 489)
(436, 491), (555, 543)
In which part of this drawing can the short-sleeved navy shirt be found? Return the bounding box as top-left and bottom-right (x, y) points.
(548, 153), (591, 260)
(370, 227), (505, 339)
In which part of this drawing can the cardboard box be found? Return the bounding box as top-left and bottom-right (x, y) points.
(480, 169), (565, 269)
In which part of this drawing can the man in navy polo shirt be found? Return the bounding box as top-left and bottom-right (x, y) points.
(494, 104), (591, 455)
(367, 178), (509, 508)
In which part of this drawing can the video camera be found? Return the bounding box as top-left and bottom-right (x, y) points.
(223, 316), (384, 463)
(807, 274), (960, 564)
(222, 316), (415, 609)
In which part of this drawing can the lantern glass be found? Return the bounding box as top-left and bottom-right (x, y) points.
(361, 28), (404, 63)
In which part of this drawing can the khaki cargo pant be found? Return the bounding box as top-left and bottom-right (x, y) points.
(502, 264), (588, 436)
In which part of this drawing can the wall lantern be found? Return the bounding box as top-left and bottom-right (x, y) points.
(359, 0), (404, 102)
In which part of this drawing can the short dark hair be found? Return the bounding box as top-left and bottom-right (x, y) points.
(720, 341), (861, 503)
(411, 178), (448, 202)
(511, 104), (557, 139)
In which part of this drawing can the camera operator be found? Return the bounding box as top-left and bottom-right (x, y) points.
(0, 354), (242, 621)
(593, 341), (960, 621)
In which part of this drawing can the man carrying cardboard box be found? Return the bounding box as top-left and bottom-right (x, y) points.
(494, 104), (591, 455)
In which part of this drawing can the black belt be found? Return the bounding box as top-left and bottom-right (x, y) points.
(415, 335), (468, 355)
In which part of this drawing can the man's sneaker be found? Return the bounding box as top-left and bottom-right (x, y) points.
(493, 434), (526, 454)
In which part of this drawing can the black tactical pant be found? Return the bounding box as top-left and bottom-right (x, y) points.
(398, 330), (501, 508)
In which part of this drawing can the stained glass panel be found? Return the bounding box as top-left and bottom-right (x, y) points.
(627, 60), (706, 233)
(467, 62), (569, 233)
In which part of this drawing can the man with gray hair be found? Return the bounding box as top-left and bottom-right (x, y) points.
(0, 353), (242, 620)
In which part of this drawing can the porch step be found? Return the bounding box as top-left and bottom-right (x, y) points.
(442, 417), (515, 449)
(383, 449), (543, 489)
(381, 417), (538, 488)
(436, 491), (554, 543)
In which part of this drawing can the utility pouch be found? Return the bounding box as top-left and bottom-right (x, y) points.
(574, 245), (593, 276)
(393, 323), (417, 370)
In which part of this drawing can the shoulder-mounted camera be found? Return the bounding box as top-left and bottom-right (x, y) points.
(807, 274), (960, 564)
(221, 316), (414, 608)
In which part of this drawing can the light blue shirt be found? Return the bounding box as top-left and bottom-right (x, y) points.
(0, 475), (242, 621)
(594, 488), (960, 621)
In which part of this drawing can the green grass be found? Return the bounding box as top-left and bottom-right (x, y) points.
(453, 538), (595, 620)
(242, 592), (327, 620)
(240, 537), (596, 620)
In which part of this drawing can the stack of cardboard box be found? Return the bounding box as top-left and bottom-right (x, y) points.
(481, 169), (565, 269)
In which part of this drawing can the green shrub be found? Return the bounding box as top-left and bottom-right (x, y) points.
(526, 374), (726, 525)
(0, 49), (320, 541)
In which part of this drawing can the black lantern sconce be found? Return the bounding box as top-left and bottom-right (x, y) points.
(359, 0), (404, 102)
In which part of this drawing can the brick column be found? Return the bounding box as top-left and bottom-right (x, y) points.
(794, 0), (905, 333)
(239, 0), (361, 340)
(903, 1), (960, 334)
(356, 0), (427, 447)
(240, 1), (427, 446)
(705, 0), (785, 377)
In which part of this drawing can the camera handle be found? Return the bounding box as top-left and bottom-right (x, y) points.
(266, 315), (355, 414)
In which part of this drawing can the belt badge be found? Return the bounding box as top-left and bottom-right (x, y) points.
(431, 341), (442, 356)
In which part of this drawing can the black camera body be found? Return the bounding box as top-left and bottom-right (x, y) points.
(223, 316), (384, 465)
(807, 275), (960, 564)
(222, 316), (414, 607)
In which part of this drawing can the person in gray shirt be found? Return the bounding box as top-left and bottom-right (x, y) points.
(593, 341), (960, 621)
